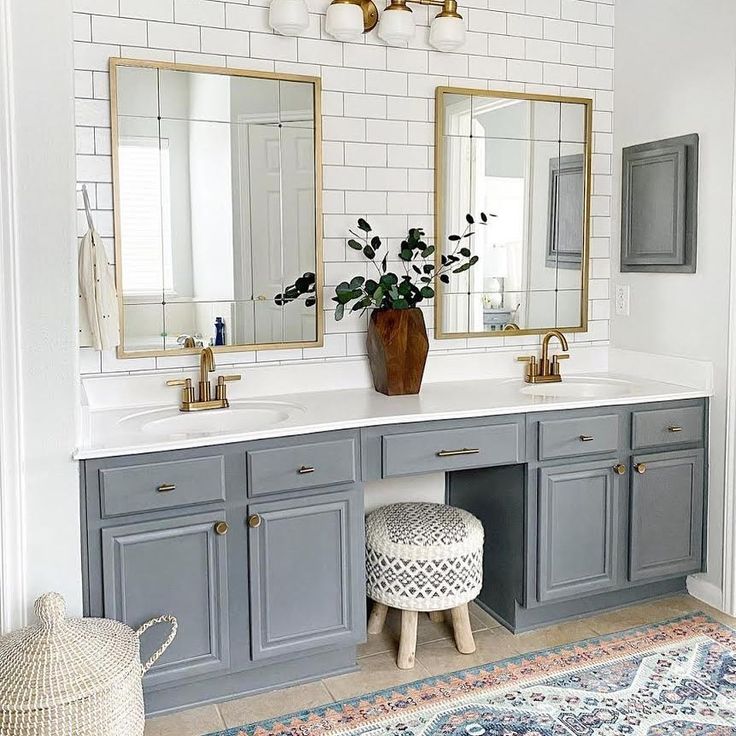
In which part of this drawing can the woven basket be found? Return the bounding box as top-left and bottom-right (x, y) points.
(0, 592), (177, 736)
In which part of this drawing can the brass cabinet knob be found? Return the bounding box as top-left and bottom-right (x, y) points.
(214, 521), (229, 536)
(613, 464), (626, 475)
(668, 426), (683, 433)
(248, 514), (262, 529)
(634, 463), (647, 474)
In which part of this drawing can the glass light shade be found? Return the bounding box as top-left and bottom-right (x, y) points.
(378, 7), (415, 45)
(325, 2), (364, 42)
(269, 0), (310, 36)
(429, 14), (466, 51)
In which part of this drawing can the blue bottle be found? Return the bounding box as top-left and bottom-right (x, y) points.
(214, 317), (226, 346)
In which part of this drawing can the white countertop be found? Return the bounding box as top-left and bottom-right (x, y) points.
(75, 373), (711, 460)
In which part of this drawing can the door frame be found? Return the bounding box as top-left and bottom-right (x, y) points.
(0, 0), (26, 635)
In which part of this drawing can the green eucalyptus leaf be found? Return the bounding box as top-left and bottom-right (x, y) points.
(381, 273), (398, 286)
(371, 236), (381, 248)
(336, 281), (351, 294)
(305, 296), (316, 307)
(335, 303), (345, 321)
(363, 245), (375, 259)
(399, 249), (413, 261)
(469, 255), (479, 265)
(373, 285), (384, 304)
(459, 247), (471, 257)
(420, 286), (434, 298)
(463, 231), (475, 238)
(365, 279), (378, 295)
(381, 254), (388, 273)
(412, 265), (422, 274)
(421, 245), (435, 258)
(440, 273), (450, 284)
(466, 213), (475, 224)
(357, 217), (371, 233)
(347, 239), (363, 251)
(449, 234), (461, 241)
(423, 264), (434, 274)
(420, 276), (431, 283)
(480, 212), (488, 223)
(453, 263), (471, 273)
(393, 299), (409, 309)
(349, 276), (365, 289)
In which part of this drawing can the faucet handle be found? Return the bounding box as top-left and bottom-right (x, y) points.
(516, 355), (539, 379)
(166, 377), (194, 407)
(551, 353), (569, 376)
(215, 374), (241, 402)
(221, 374), (241, 382)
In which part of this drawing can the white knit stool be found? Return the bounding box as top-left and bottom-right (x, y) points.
(365, 502), (484, 669)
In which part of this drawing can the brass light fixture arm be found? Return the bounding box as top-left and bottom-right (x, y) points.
(335, 0), (461, 33)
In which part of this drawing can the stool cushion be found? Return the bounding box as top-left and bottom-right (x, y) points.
(365, 502), (484, 611)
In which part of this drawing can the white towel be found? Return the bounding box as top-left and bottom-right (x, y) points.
(78, 227), (120, 351)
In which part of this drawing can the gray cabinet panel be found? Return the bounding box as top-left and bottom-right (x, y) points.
(629, 449), (704, 581)
(538, 414), (619, 460)
(382, 421), (523, 478)
(101, 512), (230, 686)
(248, 488), (364, 660)
(99, 455), (226, 518)
(537, 460), (621, 602)
(621, 134), (698, 273)
(247, 438), (357, 497)
(631, 406), (704, 449)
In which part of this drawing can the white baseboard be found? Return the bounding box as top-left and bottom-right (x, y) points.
(686, 575), (724, 610)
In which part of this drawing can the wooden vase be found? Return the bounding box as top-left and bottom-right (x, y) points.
(367, 308), (429, 396)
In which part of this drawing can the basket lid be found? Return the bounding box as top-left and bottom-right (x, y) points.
(0, 593), (140, 712)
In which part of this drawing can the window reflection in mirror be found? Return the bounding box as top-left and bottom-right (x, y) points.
(435, 88), (591, 339)
(111, 60), (322, 357)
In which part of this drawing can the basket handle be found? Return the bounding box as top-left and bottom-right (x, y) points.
(135, 614), (178, 675)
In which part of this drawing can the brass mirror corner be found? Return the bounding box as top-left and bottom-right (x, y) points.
(110, 58), (324, 358)
(434, 86), (593, 340)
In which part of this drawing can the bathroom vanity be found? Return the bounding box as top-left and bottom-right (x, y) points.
(78, 377), (709, 715)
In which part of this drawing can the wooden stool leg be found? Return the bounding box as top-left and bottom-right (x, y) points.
(428, 610), (444, 623)
(451, 603), (476, 654)
(367, 602), (389, 635)
(397, 610), (418, 669)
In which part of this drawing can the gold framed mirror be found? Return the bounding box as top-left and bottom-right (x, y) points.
(434, 87), (593, 339)
(110, 58), (323, 358)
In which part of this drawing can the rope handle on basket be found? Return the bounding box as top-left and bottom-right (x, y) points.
(135, 614), (178, 675)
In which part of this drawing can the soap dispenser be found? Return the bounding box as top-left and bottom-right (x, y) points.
(214, 317), (226, 346)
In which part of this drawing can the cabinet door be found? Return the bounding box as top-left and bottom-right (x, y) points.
(102, 511), (230, 687)
(537, 460), (622, 602)
(629, 450), (704, 581)
(248, 488), (364, 661)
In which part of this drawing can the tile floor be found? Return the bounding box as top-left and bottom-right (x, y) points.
(143, 595), (736, 736)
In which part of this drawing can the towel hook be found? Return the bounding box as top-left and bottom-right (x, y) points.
(80, 184), (95, 230)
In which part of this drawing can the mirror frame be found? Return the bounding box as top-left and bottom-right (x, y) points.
(433, 86), (593, 340)
(109, 57), (324, 359)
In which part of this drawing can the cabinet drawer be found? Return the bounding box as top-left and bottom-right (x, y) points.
(99, 456), (226, 518)
(632, 406), (704, 449)
(382, 422), (523, 478)
(538, 414), (619, 460)
(247, 438), (357, 497)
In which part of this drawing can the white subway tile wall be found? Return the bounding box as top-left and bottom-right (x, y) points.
(74, 0), (614, 376)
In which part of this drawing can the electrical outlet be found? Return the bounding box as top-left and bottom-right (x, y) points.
(615, 285), (630, 316)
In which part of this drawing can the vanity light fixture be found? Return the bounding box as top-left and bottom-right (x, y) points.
(269, 0), (310, 36)
(324, 0), (466, 51)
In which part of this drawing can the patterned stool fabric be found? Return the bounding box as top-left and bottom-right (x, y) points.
(365, 502), (484, 611)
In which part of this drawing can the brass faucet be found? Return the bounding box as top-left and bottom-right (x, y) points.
(517, 330), (570, 384)
(166, 347), (241, 412)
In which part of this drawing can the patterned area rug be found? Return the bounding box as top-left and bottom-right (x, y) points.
(208, 614), (736, 736)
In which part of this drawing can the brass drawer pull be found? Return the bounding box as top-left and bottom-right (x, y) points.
(157, 483), (176, 493)
(436, 448), (480, 458)
(579, 435), (595, 442)
(298, 465), (316, 475)
(634, 463), (647, 474)
(214, 521), (229, 536)
(668, 426), (684, 433)
(248, 514), (262, 529)
(613, 464), (626, 475)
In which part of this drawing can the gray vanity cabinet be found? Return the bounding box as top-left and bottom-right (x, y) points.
(629, 449), (704, 582)
(248, 488), (364, 661)
(537, 460), (623, 602)
(101, 510), (231, 686)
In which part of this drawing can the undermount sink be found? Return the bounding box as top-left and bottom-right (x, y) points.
(520, 377), (634, 400)
(120, 400), (306, 437)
